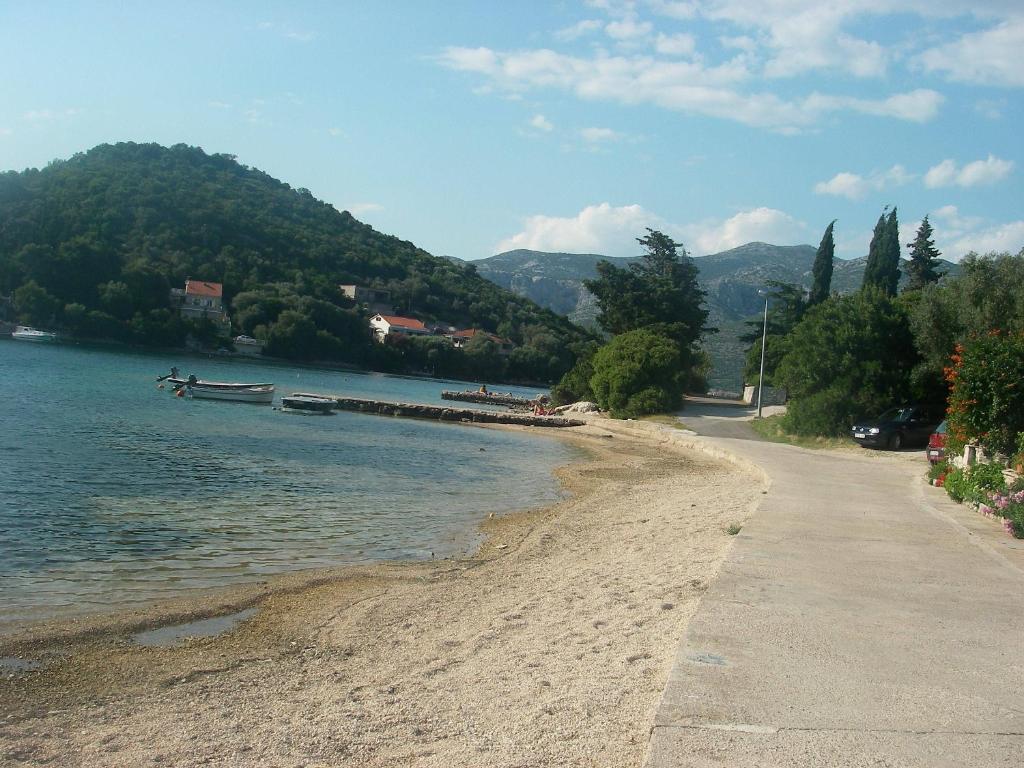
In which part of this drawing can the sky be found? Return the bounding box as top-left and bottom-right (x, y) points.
(1, 1), (1022, 262)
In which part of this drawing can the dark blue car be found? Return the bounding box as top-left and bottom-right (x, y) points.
(851, 406), (942, 450)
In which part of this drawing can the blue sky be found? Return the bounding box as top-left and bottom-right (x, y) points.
(2, 1), (1022, 262)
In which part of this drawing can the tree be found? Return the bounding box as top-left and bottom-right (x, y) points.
(862, 208), (901, 296)
(774, 288), (918, 435)
(738, 280), (807, 385)
(904, 215), (943, 291)
(584, 229), (708, 353)
(808, 221), (835, 306)
(13, 280), (59, 326)
(588, 329), (685, 418)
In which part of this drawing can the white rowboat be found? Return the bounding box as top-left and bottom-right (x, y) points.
(167, 377), (275, 404)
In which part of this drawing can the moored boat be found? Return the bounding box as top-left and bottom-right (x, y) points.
(281, 394), (336, 414)
(168, 376), (275, 404)
(12, 326), (58, 342)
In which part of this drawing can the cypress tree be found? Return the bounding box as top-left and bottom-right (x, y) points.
(808, 220), (835, 306)
(862, 212), (888, 292)
(881, 207), (901, 296)
(904, 215), (943, 291)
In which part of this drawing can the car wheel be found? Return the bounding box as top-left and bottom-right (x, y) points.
(888, 432), (902, 450)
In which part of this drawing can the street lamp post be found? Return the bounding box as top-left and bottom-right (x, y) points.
(756, 289), (769, 419)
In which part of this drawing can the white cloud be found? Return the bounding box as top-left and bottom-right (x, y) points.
(688, 207), (807, 255)
(924, 155), (1013, 188)
(22, 108), (80, 121)
(285, 30), (315, 42)
(580, 126), (621, 142)
(208, 100), (232, 109)
(950, 221), (1024, 257)
(438, 46), (941, 131)
(646, 0), (698, 20)
(0, 127), (12, 137)
(495, 203), (682, 256)
(813, 164), (913, 200)
(529, 114), (554, 132)
(327, 127), (345, 137)
(916, 19), (1024, 86)
(555, 19), (603, 41)
(606, 17), (654, 41)
(655, 32), (696, 56)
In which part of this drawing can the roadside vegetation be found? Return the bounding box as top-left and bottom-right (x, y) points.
(550, 229), (711, 418)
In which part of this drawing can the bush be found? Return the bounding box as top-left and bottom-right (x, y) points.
(774, 288), (918, 436)
(945, 332), (1024, 458)
(588, 329), (685, 419)
(551, 354), (595, 406)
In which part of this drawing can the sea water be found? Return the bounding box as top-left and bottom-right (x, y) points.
(0, 341), (577, 626)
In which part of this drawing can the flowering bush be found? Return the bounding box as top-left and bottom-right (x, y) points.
(944, 332), (1024, 458)
(981, 486), (1024, 538)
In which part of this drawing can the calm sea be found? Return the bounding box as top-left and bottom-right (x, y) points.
(0, 341), (577, 626)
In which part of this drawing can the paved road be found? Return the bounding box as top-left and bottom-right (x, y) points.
(646, 400), (1024, 767)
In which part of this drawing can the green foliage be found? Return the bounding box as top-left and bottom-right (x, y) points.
(0, 142), (594, 381)
(808, 220), (835, 306)
(13, 280), (59, 325)
(862, 208), (901, 296)
(589, 329), (685, 418)
(907, 252), (1024, 387)
(945, 332), (1024, 457)
(550, 344), (598, 405)
(739, 281), (807, 385)
(943, 467), (968, 503)
(927, 461), (947, 483)
(584, 229), (708, 354)
(904, 215), (943, 291)
(774, 287), (918, 436)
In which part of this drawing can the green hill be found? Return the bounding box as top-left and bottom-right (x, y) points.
(0, 142), (594, 382)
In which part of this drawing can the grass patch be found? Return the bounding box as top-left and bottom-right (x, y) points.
(640, 414), (692, 430)
(750, 414), (854, 451)
(725, 523), (742, 535)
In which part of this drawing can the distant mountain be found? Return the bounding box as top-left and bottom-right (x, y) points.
(473, 243), (960, 389)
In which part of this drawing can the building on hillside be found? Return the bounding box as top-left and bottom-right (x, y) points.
(233, 335), (265, 357)
(369, 313), (431, 343)
(169, 280), (230, 329)
(450, 328), (515, 355)
(340, 284), (392, 314)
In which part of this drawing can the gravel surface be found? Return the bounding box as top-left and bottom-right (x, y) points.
(0, 421), (763, 768)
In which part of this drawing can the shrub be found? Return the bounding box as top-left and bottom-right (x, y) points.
(588, 329), (685, 419)
(551, 354), (596, 406)
(945, 332), (1024, 457)
(774, 288), (918, 436)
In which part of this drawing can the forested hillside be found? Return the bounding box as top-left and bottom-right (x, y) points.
(0, 143), (594, 381)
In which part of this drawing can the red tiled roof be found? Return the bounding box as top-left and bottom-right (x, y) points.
(453, 328), (511, 344)
(185, 280), (223, 298)
(378, 315), (426, 331)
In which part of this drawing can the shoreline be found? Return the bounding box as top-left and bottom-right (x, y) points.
(1, 419), (766, 768)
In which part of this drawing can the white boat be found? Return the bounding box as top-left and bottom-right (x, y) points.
(281, 394), (336, 413)
(168, 377), (275, 404)
(12, 326), (58, 342)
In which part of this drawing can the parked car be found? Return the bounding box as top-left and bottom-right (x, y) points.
(850, 405), (942, 450)
(926, 420), (948, 464)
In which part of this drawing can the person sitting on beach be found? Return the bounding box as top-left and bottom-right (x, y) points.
(479, 384), (488, 394)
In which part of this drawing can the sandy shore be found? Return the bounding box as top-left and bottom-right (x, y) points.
(0, 419), (764, 768)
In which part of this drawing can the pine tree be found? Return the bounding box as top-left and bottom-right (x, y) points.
(904, 215), (943, 291)
(808, 220), (835, 306)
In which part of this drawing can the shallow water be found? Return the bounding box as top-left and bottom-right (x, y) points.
(0, 342), (576, 626)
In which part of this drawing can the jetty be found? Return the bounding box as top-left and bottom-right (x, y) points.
(441, 390), (536, 407)
(291, 394), (584, 428)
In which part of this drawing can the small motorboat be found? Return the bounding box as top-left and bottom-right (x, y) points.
(168, 376), (275, 404)
(12, 326), (58, 342)
(281, 394), (336, 414)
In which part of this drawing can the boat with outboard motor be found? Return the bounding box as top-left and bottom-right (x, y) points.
(167, 376), (275, 404)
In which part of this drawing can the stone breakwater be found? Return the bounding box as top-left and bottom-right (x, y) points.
(291, 393), (585, 428)
(441, 390), (535, 407)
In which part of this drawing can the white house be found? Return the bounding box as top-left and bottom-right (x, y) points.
(369, 313), (430, 343)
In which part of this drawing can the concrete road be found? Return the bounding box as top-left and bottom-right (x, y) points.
(646, 400), (1024, 767)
